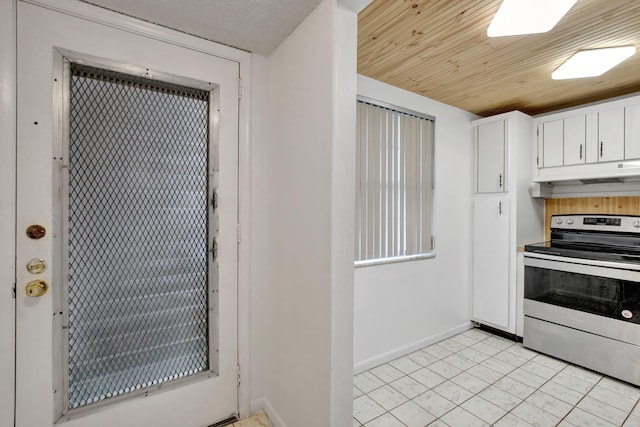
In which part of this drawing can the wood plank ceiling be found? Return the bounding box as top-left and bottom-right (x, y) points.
(358, 0), (640, 117)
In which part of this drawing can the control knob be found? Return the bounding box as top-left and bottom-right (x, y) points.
(634, 221), (640, 228)
(555, 218), (563, 224)
(567, 219), (574, 225)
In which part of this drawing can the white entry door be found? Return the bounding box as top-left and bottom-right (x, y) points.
(16, 2), (239, 426)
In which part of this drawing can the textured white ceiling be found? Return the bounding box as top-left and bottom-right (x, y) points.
(81, 0), (323, 55)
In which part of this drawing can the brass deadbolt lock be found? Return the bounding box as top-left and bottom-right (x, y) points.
(25, 280), (48, 298)
(26, 225), (46, 239)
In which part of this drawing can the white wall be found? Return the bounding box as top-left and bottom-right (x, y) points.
(354, 76), (478, 371)
(330, 4), (357, 426)
(251, 1), (357, 425)
(0, 0), (16, 425)
(249, 53), (269, 413)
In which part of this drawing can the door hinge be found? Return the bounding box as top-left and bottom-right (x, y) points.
(237, 223), (242, 244)
(12, 283), (16, 299)
(431, 236), (436, 251)
(237, 365), (241, 387)
(238, 79), (243, 100)
(537, 156), (539, 166)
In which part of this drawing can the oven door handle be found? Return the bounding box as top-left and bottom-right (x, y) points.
(524, 255), (640, 282)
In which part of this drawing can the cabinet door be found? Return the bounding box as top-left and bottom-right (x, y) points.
(542, 120), (563, 167)
(625, 104), (640, 160)
(599, 108), (624, 162)
(536, 124), (543, 169)
(476, 120), (505, 193)
(563, 116), (586, 165)
(472, 195), (510, 329)
(585, 113), (599, 163)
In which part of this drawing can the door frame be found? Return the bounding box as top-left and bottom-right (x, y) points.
(7, 0), (253, 421)
(0, 0), (17, 426)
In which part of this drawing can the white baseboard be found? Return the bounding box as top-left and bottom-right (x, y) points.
(353, 322), (474, 374)
(250, 397), (287, 427)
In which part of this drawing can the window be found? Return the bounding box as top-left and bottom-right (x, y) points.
(355, 98), (435, 263)
(66, 63), (212, 409)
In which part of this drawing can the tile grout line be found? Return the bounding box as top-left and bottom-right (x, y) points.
(450, 339), (637, 426)
(370, 332), (524, 425)
(355, 329), (640, 427)
(622, 400), (640, 426)
(433, 335), (531, 426)
(554, 375), (601, 427)
(408, 333), (516, 426)
(552, 366), (640, 426)
(357, 331), (494, 426)
(432, 333), (519, 422)
(513, 362), (583, 427)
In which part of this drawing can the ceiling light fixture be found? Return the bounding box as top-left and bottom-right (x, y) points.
(552, 46), (636, 80)
(487, 0), (577, 37)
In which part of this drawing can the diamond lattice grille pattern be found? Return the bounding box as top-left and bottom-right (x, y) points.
(67, 63), (211, 409)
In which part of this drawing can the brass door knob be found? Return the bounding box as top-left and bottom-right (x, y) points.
(25, 280), (48, 297)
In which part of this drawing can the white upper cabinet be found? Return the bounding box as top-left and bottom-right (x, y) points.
(625, 104), (640, 160)
(598, 108), (625, 162)
(563, 115), (586, 166)
(476, 120), (506, 193)
(534, 94), (640, 183)
(542, 120), (563, 167)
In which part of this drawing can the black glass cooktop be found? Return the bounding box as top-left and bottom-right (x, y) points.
(525, 241), (640, 264)
(524, 230), (640, 264)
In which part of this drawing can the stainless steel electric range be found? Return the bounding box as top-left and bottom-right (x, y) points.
(523, 214), (640, 386)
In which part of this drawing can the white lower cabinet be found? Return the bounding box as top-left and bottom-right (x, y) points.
(472, 195), (510, 329)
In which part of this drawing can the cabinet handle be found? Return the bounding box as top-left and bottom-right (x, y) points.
(600, 141), (604, 158)
(580, 144), (583, 160)
(499, 173), (502, 188)
(499, 201), (502, 215)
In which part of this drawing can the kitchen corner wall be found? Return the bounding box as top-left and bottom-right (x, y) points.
(545, 196), (640, 240)
(354, 76), (478, 372)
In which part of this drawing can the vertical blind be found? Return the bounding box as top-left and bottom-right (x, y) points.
(355, 100), (434, 261)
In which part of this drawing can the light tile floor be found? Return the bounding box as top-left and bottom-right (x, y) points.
(353, 328), (640, 426)
(229, 411), (271, 427)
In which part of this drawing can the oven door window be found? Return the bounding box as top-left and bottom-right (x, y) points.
(525, 266), (640, 324)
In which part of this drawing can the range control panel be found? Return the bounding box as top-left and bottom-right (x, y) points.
(551, 214), (640, 232)
(583, 217), (622, 226)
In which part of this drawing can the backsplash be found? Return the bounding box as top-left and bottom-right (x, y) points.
(544, 196), (640, 240)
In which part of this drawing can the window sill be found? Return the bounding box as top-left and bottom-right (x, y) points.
(354, 252), (436, 268)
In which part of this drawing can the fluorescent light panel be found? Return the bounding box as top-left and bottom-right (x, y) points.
(552, 46), (636, 80)
(488, 0), (577, 37)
